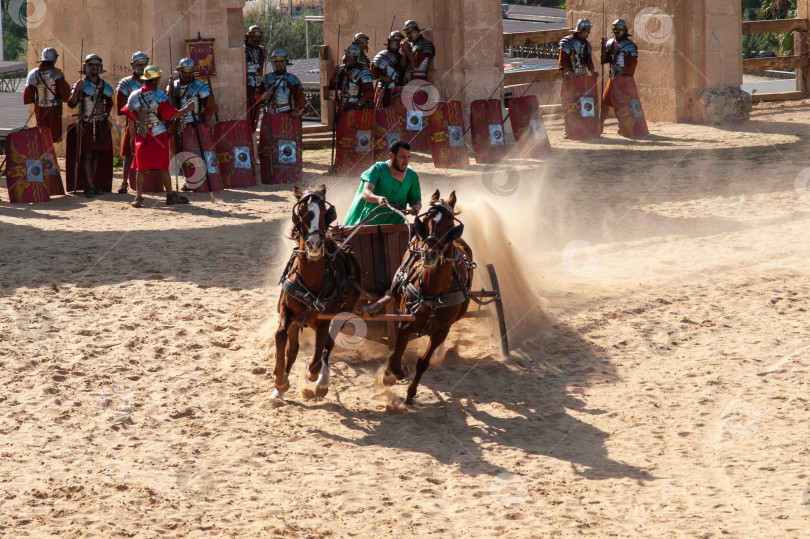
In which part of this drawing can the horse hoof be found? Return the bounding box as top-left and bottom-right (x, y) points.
(314, 384), (329, 398)
(405, 396), (415, 406)
(382, 371), (398, 387)
(269, 389), (285, 400)
(275, 375), (290, 393)
(308, 360), (323, 382)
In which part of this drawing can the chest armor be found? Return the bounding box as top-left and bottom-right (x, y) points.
(116, 76), (143, 99)
(340, 67), (372, 101)
(373, 51), (402, 88)
(171, 79), (209, 118)
(264, 73), (293, 112)
(560, 36), (592, 76)
(246, 46), (264, 87)
(79, 79), (112, 120)
(129, 89), (168, 137)
(358, 53), (371, 70)
(607, 38), (637, 78)
(410, 37), (434, 76)
(28, 68), (62, 107)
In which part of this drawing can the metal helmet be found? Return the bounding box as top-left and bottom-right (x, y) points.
(270, 48), (292, 65)
(387, 30), (405, 44)
(246, 25), (263, 37)
(344, 44), (361, 59)
(40, 47), (58, 63)
(575, 19), (592, 32)
(83, 54), (104, 73)
(611, 19), (628, 30)
(353, 32), (369, 44)
(142, 65), (162, 81)
(131, 51), (149, 65)
(177, 57), (196, 73)
(402, 20), (420, 34)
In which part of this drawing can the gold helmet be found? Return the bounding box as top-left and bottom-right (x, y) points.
(142, 65), (162, 81)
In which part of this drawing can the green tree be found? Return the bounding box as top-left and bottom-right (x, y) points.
(2, 0), (29, 61)
(244, 6), (324, 60)
(742, 0), (797, 58)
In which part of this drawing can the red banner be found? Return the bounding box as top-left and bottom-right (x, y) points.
(186, 38), (217, 78)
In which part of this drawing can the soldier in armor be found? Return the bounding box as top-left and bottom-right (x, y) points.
(23, 47), (71, 142)
(600, 19), (639, 132)
(67, 54), (114, 197)
(352, 33), (371, 69)
(371, 31), (406, 109)
(558, 19), (598, 78)
(401, 20), (435, 83)
(245, 25), (267, 132)
(257, 49), (306, 117)
(115, 51), (150, 194)
(167, 58), (219, 151)
(330, 45), (374, 112)
(120, 66), (195, 208)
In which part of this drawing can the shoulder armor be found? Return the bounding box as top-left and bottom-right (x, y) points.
(358, 67), (373, 84)
(102, 81), (114, 98)
(559, 35), (575, 53)
(153, 89), (169, 103)
(285, 73), (301, 86)
(51, 67), (64, 80)
(26, 68), (39, 86)
(620, 39), (638, 55)
(605, 38), (616, 48)
(190, 79), (211, 97)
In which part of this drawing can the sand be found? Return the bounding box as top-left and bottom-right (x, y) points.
(2, 100), (810, 537)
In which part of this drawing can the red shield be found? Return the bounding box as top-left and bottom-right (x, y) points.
(214, 120), (255, 188)
(562, 75), (600, 140)
(508, 95), (552, 158)
(428, 100), (469, 168)
(182, 123), (225, 192)
(65, 122), (114, 192)
(470, 99), (508, 165)
(609, 76), (649, 138)
(258, 113), (302, 185)
(32, 126), (65, 195)
(335, 109), (375, 176)
(4, 129), (51, 203)
(391, 87), (429, 152)
(373, 107), (402, 162)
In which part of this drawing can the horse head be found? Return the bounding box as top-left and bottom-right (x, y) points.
(412, 189), (464, 269)
(292, 184), (337, 261)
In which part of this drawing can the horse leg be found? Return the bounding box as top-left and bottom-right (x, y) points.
(406, 328), (450, 405)
(383, 325), (413, 386)
(284, 322), (300, 377)
(315, 329), (336, 398)
(272, 310), (293, 397)
(309, 322), (331, 398)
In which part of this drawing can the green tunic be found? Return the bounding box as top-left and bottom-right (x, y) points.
(343, 161), (421, 225)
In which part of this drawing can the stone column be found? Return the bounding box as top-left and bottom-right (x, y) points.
(27, 0), (247, 154)
(567, 0), (750, 123)
(321, 0), (503, 126)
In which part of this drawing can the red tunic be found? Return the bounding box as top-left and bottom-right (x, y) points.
(121, 98), (179, 171)
(23, 70), (71, 143)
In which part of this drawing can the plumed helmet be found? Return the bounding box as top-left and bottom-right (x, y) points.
(402, 20), (420, 33)
(177, 57), (196, 73)
(575, 19), (592, 32)
(246, 25), (263, 37)
(353, 32), (369, 43)
(611, 19), (628, 30)
(142, 65), (162, 81)
(131, 51), (149, 66)
(270, 48), (292, 65)
(387, 30), (405, 43)
(40, 47), (58, 62)
(344, 44), (361, 59)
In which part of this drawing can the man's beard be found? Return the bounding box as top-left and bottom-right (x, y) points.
(392, 160), (405, 172)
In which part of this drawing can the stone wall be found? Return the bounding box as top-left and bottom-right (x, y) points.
(321, 0), (504, 125)
(27, 0), (247, 155)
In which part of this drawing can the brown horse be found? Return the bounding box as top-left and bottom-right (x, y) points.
(382, 190), (475, 405)
(272, 184), (361, 399)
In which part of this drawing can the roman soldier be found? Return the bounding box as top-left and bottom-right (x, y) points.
(245, 25), (267, 131)
(258, 49), (306, 117)
(330, 45), (374, 112)
(23, 47), (71, 142)
(600, 19), (639, 132)
(401, 20), (435, 83)
(167, 58), (219, 151)
(559, 19), (597, 78)
(67, 54), (114, 198)
(352, 33), (371, 69)
(115, 51), (149, 194)
(120, 66), (194, 208)
(371, 31), (406, 109)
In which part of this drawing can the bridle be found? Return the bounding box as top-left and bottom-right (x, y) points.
(413, 201), (465, 266)
(291, 190), (337, 254)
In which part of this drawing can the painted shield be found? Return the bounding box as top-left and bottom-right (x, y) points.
(32, 126), (65, 195)
(561, 74), (600, 141)
(373, 107), (403, 162)
(214, 120), (255, 188)
(65, 122), (114, 192)
(508, 95), (552, 159)
(428, 100), (469, 168)
(182, 123), (225, 193)
(258, 112), (303, 185)
(4, 129), (50, 203)
(335, 108), (375, 176)
(470, 99), (508, 165)
(609, 76), (650, 138)
(391, 86), (429, 152)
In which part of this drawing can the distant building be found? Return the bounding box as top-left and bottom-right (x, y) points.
(244, 0), (322, 15)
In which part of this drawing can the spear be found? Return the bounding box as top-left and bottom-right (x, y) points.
(501, 67), (547, 126)
(73, 39), (84, 196)
(328, 24), (341, 174)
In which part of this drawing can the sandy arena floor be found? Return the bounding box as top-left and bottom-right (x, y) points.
(2, 100), (810, 537)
